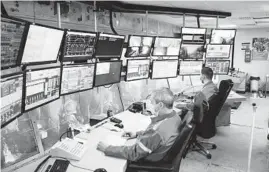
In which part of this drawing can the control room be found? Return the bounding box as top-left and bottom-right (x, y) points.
(1, 1), (269, 172)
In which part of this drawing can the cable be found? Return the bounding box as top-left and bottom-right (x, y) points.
(117, 84), (125, 111)
(103, 84), (113, 88)
(166, 79), (170, 89)
(59, 128), (73, 141)
(52, 156), (94, 171)
(34, 155), (51, 172)
(109, 9), (118, 35)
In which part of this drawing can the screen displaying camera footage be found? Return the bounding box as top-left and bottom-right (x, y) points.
(179, 61), (203, 75)
(1, 74), (23, 127)
(152, 37), (182, 56)
(62, 31), (97, 61)
(1, 17), (27, 68)
(210, 29), (236, 44)
(180, 44), (204, 60)
(126, 59), (150, 81)
(21, 25), (64, 64)
(95, 33), (125, 58)
(61, 64), (95, 95)
(24, 67), (61, 111)
(151, 60), (179, 79)
(94, 61), (122, 87)
(205, 60), (230, 75)
(125, 36), (154, 57)
(206, 44), (231, 59)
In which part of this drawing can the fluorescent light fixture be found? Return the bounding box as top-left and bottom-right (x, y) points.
(254, 18), (269, 23)
(219, 24), (237, 28)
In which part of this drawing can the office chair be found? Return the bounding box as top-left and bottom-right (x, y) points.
(187, 79), (234, 159)
(126, 116), (196, 172)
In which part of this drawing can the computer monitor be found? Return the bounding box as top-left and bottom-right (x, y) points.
(151, 60), (179, 79)
(24, 66), (61, 112)
(206, 44), (231, 59)
(179, 60), (203, 75)
(180, 44), (204, 60)
(126, 59), (150, 81)
(152, 37), (182, 56)
(21, 24), (64, 65)
(94, 61), (122, 87)
(62, 30), (97, 62)
(1, 73), (23, 128)
(61, 63), (95, 95)
(95, 33), (125, 59)
(125, 35), (154, 57)
(181, 27), (206, 44)
(205, 60), (230, 75)
(210, 29), (236, 44)
(1, 16), (28, 69)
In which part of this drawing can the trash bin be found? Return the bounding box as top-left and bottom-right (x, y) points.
(250, 76), (260, 97)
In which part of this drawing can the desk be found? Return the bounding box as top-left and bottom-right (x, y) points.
(15, 111), (151, 172)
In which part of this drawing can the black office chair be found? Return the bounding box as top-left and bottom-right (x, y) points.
(187, 79), (234, 159)
(126, 117), (196, 172)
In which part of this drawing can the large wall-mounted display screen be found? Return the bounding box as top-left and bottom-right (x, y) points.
(181, 27), (206, 44)
(206, 44), (231, 59)
(205, 60), (230, 75)
(151, 60), (179, 79)
(125, 35), (154, 57)
(126, 59), (150, 81)
(61, 63), (95, 95)
(210, 29), (236, 44)
(1, 73), (23, 127)
(180, 44), (204, 60)
(24, 67), (61, 111)
(179, 61), (203, 75)
(62, 31), (97, 61)
(152, 37), (181, 56)
(21, 25), (64, 64)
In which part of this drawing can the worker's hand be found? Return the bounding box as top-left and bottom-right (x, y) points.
(121, 131), (136, 139)
(97, 141), (109, 152)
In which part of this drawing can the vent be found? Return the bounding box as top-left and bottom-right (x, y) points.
(238, 17), (253, 20)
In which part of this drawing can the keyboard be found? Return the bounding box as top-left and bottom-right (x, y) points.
(45, 159), (70, 172)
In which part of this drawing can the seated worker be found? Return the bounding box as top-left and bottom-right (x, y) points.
(97, 88), (182, 162)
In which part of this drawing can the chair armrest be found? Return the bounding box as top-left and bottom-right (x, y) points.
(128, 161), (174, 171)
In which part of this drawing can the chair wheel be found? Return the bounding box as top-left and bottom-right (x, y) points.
(212, 144), (217, 149)
(206, 154), (212, 159)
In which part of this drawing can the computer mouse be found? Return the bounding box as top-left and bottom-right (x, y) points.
(114, 123), (124, 129)
(94, 168), (107, 172)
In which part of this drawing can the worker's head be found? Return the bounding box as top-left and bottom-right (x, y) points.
(146, 87), (174, 117)
(200, 67), (214, 84)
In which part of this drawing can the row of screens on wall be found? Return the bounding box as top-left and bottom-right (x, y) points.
(1, 15), (236, 69)
(1, 59), (230, 128)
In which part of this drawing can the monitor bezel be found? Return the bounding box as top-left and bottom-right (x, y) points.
(60, 63), (96, 96)
(179, 60), (203, 76)
(1, 72), (24, 128)
(20, 23), (65, 66)
(151, 36), (182, 57)
(125, 35), (155, 58)
(179, 43), (205, 60)
(94, 32), (125, 59)
(125, 58), (151, 82)
(205, 44), (231, 59)
(93, 60), (123, 87)
(61, 29), (98, 62)
(23, 66), (61, 113)
(150, 59), (179, 79)
(1, 15), (30, 70)
(209, 29), (237, 45)
(205, 60), (230, 75)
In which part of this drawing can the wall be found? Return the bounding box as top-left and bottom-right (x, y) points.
(234, 28), (269, 85)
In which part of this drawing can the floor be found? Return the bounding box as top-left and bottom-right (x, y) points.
(179, 94), (269, 172)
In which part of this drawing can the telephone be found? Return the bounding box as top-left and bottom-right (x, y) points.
(127, 102), (145, 113)
(50, 138), (88, 161)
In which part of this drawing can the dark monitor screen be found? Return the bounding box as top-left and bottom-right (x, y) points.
(180, 44), (204, 60)
(210, 29), (236, 44)
(94, 61), (122, 87)
(125, 35), (154, 57)
(61, 63), (95, 95)
(151, 60), (179, 79)
(1, 17), (27, 69)
(179, 61), (203, 75)
(1, 73), (23, 127)
(152, 37), (182, 56)
(24, 67), (61, 112)
(62, 31), (97, 61)
(95, 33), (125, 58)
(205, 60), (230, 75)
(21, 24), (64, 64)
(126, 59), (150, 81)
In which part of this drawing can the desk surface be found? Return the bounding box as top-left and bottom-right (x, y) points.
(15, 111), (151, 172)
(226, 90), (247, 104)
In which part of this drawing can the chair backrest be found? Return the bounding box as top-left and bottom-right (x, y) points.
(197, 79), (234, 138)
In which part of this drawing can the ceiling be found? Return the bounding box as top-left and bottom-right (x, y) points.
(124, 1), (269, 29)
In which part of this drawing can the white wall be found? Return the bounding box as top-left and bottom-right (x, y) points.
(234, 28), (269, 83)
